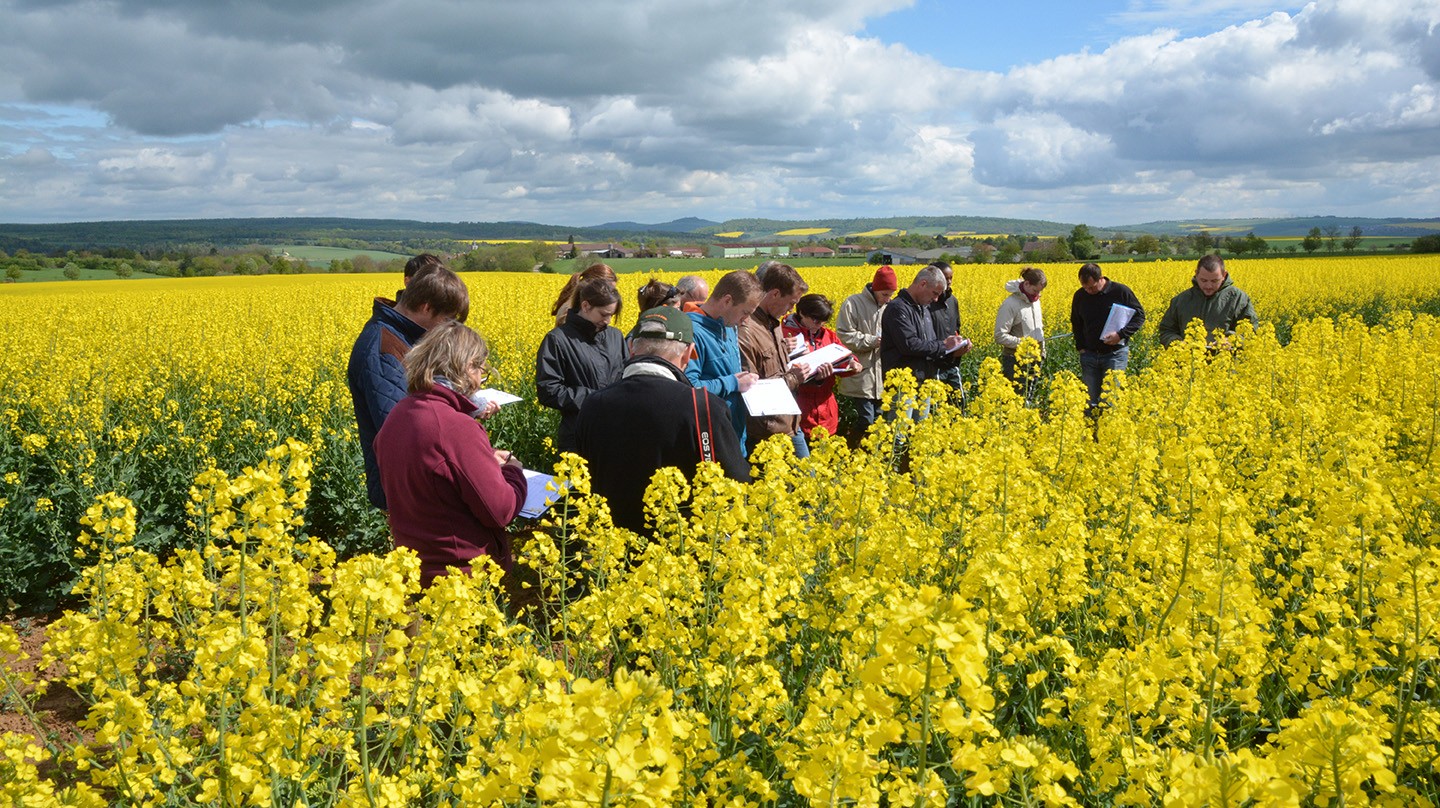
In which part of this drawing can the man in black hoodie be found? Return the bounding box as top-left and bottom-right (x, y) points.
(576, 308), (750, 534)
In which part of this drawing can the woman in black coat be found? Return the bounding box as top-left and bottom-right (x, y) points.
(535, 277), (627, 452)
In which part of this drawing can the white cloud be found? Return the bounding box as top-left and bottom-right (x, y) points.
(97, 148), (220, 187)
(971, 113), (1118, 188)
(0, 0), (1435, 224)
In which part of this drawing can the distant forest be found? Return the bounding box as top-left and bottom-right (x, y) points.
(2, 214), (1436, 256)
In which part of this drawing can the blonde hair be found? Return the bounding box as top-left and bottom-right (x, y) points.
(404, 320), (490, 396)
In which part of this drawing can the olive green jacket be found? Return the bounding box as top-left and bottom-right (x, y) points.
(1156, 277), (1257, 346)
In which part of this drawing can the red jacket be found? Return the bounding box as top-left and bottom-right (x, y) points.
(781, 318), (860, 439)
(374, 383), (526, 586)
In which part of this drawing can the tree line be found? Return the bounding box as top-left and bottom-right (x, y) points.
(0, 241), (563, 282)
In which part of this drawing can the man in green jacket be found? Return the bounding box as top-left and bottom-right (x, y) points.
(1157, 255), (1258, 347)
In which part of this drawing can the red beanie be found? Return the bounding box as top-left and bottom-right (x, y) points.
(871, 264), (898, 292)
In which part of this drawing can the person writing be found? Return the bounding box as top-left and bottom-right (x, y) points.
(686, 270), (763, 453)
(738, 264), (812, 456)
(374, 321), (527, 587)
(783, 293), (859, 442)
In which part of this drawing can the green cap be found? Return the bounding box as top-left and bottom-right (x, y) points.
(629, 306), (694, 345)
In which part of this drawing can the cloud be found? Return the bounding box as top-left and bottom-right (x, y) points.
(0, 0), (1436, 225)
(1109, 0), (1307, 29)
(971, 113), (1118, 188)
(975, 1), (1440, 179)
(97, 147), (221, 188)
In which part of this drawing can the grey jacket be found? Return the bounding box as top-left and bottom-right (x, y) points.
(835, 285), (887, 400)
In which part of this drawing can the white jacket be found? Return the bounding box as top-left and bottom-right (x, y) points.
(994, 280), (1045, 352)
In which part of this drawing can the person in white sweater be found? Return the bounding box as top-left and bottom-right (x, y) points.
(993, 267), (1048, 384)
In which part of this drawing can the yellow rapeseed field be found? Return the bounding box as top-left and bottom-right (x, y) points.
(2, 255), (1440, 805)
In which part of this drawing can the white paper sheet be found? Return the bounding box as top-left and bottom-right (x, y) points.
(519, 469), (566, 518)
(1101, 304), (1136, 340)
(473, 388), (523, 407)
(741, 377), (802, 416)
(788, 343), (852, 376)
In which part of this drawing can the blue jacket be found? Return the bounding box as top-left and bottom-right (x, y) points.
(686, 310), (748, 451)
(348, 298), (427, 510)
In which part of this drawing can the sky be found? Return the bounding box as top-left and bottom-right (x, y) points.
(0, 0), (1437, 228)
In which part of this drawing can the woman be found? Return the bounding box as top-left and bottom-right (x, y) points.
(994, 266), (1048, 383)
(535, 277), (627, 452)
(550, 263), (617, 327)
(782, 293), (859, 440)
(374, 320), (526, 587)
(637, 277), (682, 311)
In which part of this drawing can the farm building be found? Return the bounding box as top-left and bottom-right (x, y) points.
(795, 246), (836, 258)
(707, 243), (792, 259)
(866, 247), (955, 265)
(562, 243), (635, 259)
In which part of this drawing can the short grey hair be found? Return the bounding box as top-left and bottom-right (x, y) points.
(675, 275), (708, 300)
(629, 336), (690, 363)
(914, 265), (947, 289)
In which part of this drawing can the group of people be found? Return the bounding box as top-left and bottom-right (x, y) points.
(1067, 254), (1257, 410)
(346, 252), (1256, 588)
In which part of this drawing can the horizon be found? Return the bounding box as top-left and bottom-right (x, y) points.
(2, 1), (1438, 226)
(2, 212), (1433, 234)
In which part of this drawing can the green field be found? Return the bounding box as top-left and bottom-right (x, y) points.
(562, 256), (870, 274)
(263, 244), (413, 266)
(1263, 236), (1415, 249)
(3, 266), (162, 283)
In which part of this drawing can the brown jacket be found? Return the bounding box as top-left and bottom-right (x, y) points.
(738, 307), (805, 440)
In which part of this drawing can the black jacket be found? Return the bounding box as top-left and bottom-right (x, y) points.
(881, 288), (949, 382)
(929, 289), (961, 369)
(1070, 279), (1146, 354)
(535, 310), (627, 452)
(575, 356), (750, 534)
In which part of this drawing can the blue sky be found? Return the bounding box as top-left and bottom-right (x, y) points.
(866, 0), (1133, 72)
(865, 1), (1308, 72)
(0, 0), (1435, 227)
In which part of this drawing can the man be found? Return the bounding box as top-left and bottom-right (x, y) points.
(1070, 262), (1145, 411)
(755, 260), (785, 285)
(675, 275), (709, 313)
(836, 265), (898, 436)
(738, 264), (817, 457)
(687, 270), (762, 453)
(348, 266), (471, 510)
(881, 265), (968, 387)
(926, 261), (968, 392)
(576, 308), (750, 534)
(395, 253), (445, 304)
(1156, 254), (1258, 347)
